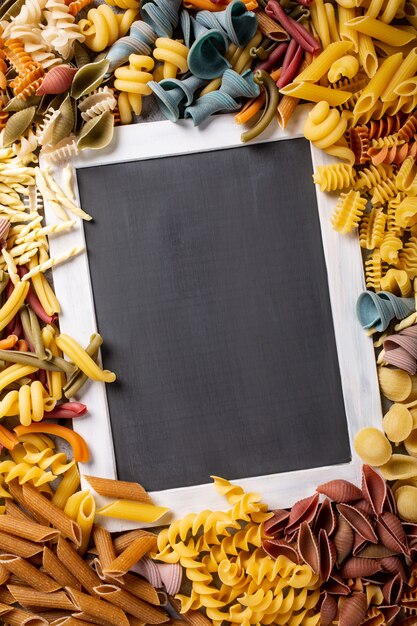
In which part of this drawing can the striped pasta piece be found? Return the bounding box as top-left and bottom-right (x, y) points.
(339, 6), (359, 52)
(65, 588), (130, 626)
(94, 584), (169, 623)
(0, 555), (60, 592)
(93, 525), (117, 570)
(358, 34), (378, 77)
(313, 163), (356, 191)
(7, 585), (75, 611)
(97, 499), (169, 523)
(57, 536), (102, 594)
(347, 16), (416, 45)
(280, 82), (352, 105)
(331, 190), (367, 233)
(85, 475), (152, 503)
(103, 532), (158, 577)
(294, 42), (353, 83)
(352, 53), (403, 118)
(42, 546), (82, 590)
(359, 208), (386, 249)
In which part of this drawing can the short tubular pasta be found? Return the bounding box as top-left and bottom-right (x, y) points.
(78, 6), (137, 52)
(381, 268), (412, 295)
(313, 163), (356, 192)
(358, 33), (378, 78)
(294, 41), (353, 83)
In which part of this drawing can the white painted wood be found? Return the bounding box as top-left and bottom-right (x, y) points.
(42, 110), (382, 531)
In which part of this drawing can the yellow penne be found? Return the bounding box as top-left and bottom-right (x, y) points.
(295, 41), (352, 82)
(381, 47), (417, 99)
(55, 333), (116, 383)
(366, 0), (385, 16)
(279, 82), (352, 105)
(97, 499), (169, 523)
(353, 53), (403, 116)
(358, 33), (378, 76)
(339, 6), (359, 52)
(381, 0), (406, 21)
(77, 492), (95, 556)
(347, 16), (416, 45)
(310, 0), (331, 47)
(51, 463), (80, 510)
(395, 75), (417, 95)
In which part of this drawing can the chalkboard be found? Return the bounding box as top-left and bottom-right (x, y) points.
(77, 137), (351, 492)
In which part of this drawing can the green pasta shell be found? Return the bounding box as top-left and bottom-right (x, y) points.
(71, 59), (110, 100)
(77, 110), (114, 151)
(4, 95), (41, 113)
(73, 41), (91, 69)
(3, 107), (36, 148)
(51, 95), (76, 146)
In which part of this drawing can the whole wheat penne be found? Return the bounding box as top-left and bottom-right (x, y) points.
(37, 611), (71, 622)
(65, 588), (130, 626)
(169, 599), (211, 626)
(127, 618), (147, 626)
(21, 484), (81, 546)
(5, 499), (33, 521)
(42, 547), (82, 590)
(57, 537), (102, 595)
(93, 526), (116, 569)
(122, 573), (162, 605)
(0, 587), (14, 605)
(50, 619), (99, 626)
(84, 476), (152, 504)
(0, 601), (13, 616)
(0, 564), (10, 585)
(7, 586), (75, 611)
(71, 612), (122, 626)
(0, 531), (43, 558)
(3, 608), (48, 625)
(7, 480), (49, 526)
(94, 585), (168, 624)
(103, 534), (158, 577)
(114, 530), (156, 554)
(0, 555), (60, 592)
(0, 513), (60, 543)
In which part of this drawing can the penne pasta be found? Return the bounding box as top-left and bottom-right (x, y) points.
(353, 53), (403, 117)
(366, 0), (385, 17)
(84, 475), (152, 503)
(20, 483), (82, 546)
(93, 526), (117, 570)
(0, 555), (60, 592)
(97, 499), (169, 524)
(94, 584), (169, 624)
(0, 565), (9, 586)
(65, 588), (130, 626)
(169, 599), (212, 626)
(77, 492), (95, 556)
(0, 588), (14, 605)
(57, 537), (102, 595)
(310, 0), (331, 47)
(325, 3), (341, 42)
(395, 75), (417, 95)
(381, 0), (406, 21)
(114, 529), (151, 554)
(294, 41), (353, 82)
(103, 533), (158, 577)
(2, 607), (48, 625)
(42, 546), (82, 590)
(123, 572), (163, 605)
(0, 513), (60, 543)
(328, 54), (359, 81)
(7, 586), (75, 611)
(358, 33), (378, 77)
(339, 6), (359, 52)
(347, 15), (417, 44)
(382, 46), (417, 99)
(0, 531), (43, 558)
(279, 81), (352, 104)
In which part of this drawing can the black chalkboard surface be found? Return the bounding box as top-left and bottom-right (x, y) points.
(78, 137), (351, 492)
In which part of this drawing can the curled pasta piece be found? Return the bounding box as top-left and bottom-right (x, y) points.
(304, 101), (347, 150)
(370, 134), (404, 149)
(348, 125), (370, 164)
(0, 382), (56, 425)
(153, 38), (188, 79)
(0, 459), (55, 487)
(42, 0), (85, 59)
(359, 208), (386, 250)
(328, 55), (359, 83)
(312, 163), (355, 192)
(368, 114), (403, 140)
(55, 333), (116, 383)
(380, 268), (411, 295)
(14, 423), (90, 463)
(380, 233), (403, 265)
(396, 155), (417, 194)
(398, 236), (417, 278)
(355, 164), (393, 190)
(365, 249), (385, 291)
(78, 86), (117, 122)
(398, 112), (417, 141)
(396, 195), (417, 229)
(369, 141), (417, 166)
(78, 5), (137, 52)
(331, 190), (367, 234)
(114, 54), (154, 122)
(370, 179), (399, 206)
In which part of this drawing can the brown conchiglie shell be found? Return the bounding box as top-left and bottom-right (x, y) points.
(317, 479), (363, 503)
(320, 592), (338, 626)
(36, 65), (78, 95)
(376, 512), (408, 554)
(337, 503), (378, 543)
(352, 498), (374, 517)
(318, 529), (336, 582)
(384, 486), (397, 515)
(334, 516), (354, 565)
(340, 557), (382, 578)
(360, 606), (385, 626)
(380, 604), (401, 626)
(297, 522), (320, 575)
(403, 522), (417, 538)
(264, 509), (290, 537)
(313, 498), (337, 537)
(262, 538), (300, 563)
(380, 556), (407, 580)
(323, 574), (351, 595)
(286, 493), (320, 536)
(383, 571), (403, 605)
(352, 532), (368, 556)
(357, 543), (399, 558)
(339, 592), (367, 626)
(362, 465), (387, 515)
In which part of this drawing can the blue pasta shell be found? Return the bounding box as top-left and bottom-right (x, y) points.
(187, 20), (229, 80)
(149, 74), (206, 122)
(140, 0), (182, 37)
(195, 0), (258, 47)
(105, 21), (157, 73)
(356, 290), (415, 332)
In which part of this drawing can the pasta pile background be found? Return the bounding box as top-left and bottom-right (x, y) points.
(0, 0), (415, 621)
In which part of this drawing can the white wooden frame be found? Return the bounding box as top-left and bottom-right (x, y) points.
(43, 104), (382, 532)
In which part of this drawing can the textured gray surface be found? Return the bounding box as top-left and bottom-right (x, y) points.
(78, 138), (351, 492)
